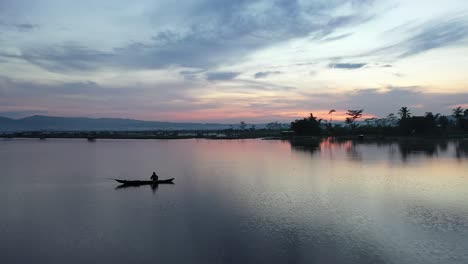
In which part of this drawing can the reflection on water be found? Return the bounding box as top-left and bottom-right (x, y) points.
(1, 138), (467, 264)
(289, 137), (321, 154)
(456, 140), (468, 159)
(291, 138), (468, 162)
(115, 182), (175, 195)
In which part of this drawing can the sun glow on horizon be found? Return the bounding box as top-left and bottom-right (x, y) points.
(0, 0), (467, 122)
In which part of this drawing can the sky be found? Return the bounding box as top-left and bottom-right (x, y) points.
(0, 0), (468, 123)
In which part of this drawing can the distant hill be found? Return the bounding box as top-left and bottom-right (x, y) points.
(0, 115), (262, 131)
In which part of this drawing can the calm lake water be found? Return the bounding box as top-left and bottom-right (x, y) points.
(1, 138), (468, 264)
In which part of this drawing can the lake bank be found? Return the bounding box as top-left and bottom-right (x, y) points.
(1, 130), (467, 141)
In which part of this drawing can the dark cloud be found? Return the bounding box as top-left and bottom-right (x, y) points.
(179, 69), (206, 81)
(1, 43), (113, 72)
(15, 23), (37, 31)
(0, 77), (123, 97)
(0, 20), (38, 31)
(219, 79), (296, 92)
(1, 74), (467, 121)
(329, 63), (366, 69)
(254, 71), (281, 79)
(0, 76), (222, 117)
(238, 86), (468, 119)
(361, 17), (468, 59)
(0, 0), (374, 72)
(206, 71), (240, 81)
(398, 17), (468, 57)
(293, 87), (468, 116)
(321, 33), (353, 42)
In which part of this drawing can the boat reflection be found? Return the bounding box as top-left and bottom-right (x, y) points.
(115, 182), (174, 193)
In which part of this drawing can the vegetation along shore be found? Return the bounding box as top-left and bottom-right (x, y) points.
(1, 106), (467, 140)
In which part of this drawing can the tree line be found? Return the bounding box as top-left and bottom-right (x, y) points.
(290, 106), (468, 136)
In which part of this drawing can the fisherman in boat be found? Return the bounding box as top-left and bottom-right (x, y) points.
(150, 171), (159, 182)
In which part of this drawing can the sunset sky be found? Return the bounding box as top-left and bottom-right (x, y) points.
(1, 0), (468, 123)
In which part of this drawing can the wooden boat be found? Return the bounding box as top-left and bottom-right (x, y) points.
(114, 178), (174, 185)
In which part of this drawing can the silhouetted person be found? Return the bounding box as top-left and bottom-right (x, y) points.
(151, 171), (159, 182)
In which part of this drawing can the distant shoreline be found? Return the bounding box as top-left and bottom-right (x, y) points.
(0, 130), (282, 140)
(1, 131), (467, 141)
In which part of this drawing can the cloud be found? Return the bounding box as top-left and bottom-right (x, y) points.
(0, 21), (38, 31)
(0, 0), (375, 72)
(179, 69), (206, 81)
(321, 33), (353, 42)
(287, 87), (468, 117)
(206, 71), (240, 81)
(329, 63), (366, 69)
(1, 43), (113, 72)
(254, 71), (281, 78)
(2, 73), (467, 122)
(360, 16), (468, 60)
(0, 75), (225, 120)
(399, 17), (468, 57)
(15, 23), (37, 31)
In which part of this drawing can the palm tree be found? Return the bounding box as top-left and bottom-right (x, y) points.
(452, 106), (465, 130)
(452, 106), (463, 118)
(345, 109), (363, 128)
(328, 109), (336, 123)
(398, 107), (411, 119)
(346, 109), (363, 121)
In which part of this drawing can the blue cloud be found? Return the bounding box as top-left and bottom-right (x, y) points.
(254, 71), (281, 78)
(361, 17), (468, 59)
(321, 33), (353, 42)
(206, 71), (240, 81)
(15, 23), (37, 31)
(329, 63), (366, 69)
(261, 86), (468, 117)
(399, 18), (468, 57)
(1, 43), (113, 72)
(0, 0), (374, 72)
(0, 21), (38, 32)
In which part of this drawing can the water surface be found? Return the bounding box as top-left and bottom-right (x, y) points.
(1, 138), (467, 263)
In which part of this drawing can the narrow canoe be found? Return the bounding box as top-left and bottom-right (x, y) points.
(114, 178), (175, 185)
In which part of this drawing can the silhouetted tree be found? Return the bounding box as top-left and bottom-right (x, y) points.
(285, 106), (467, 138)
(345, 109), (363, 129)
(398, 107), (411, 119)
(424, 112), (437, 132)
(328, 109), (336, 123)
(239, 121), (247, 130)
(452, 106), (467, 131)
(291, 113), (322, 135)
(364, 118), (377, 126)
(438, 115), (449, 132)
(452, 106), (463, 119)
(266, 121), (282, 130)
(398, 107), (413, 135)
(386, 113), (398, 126)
